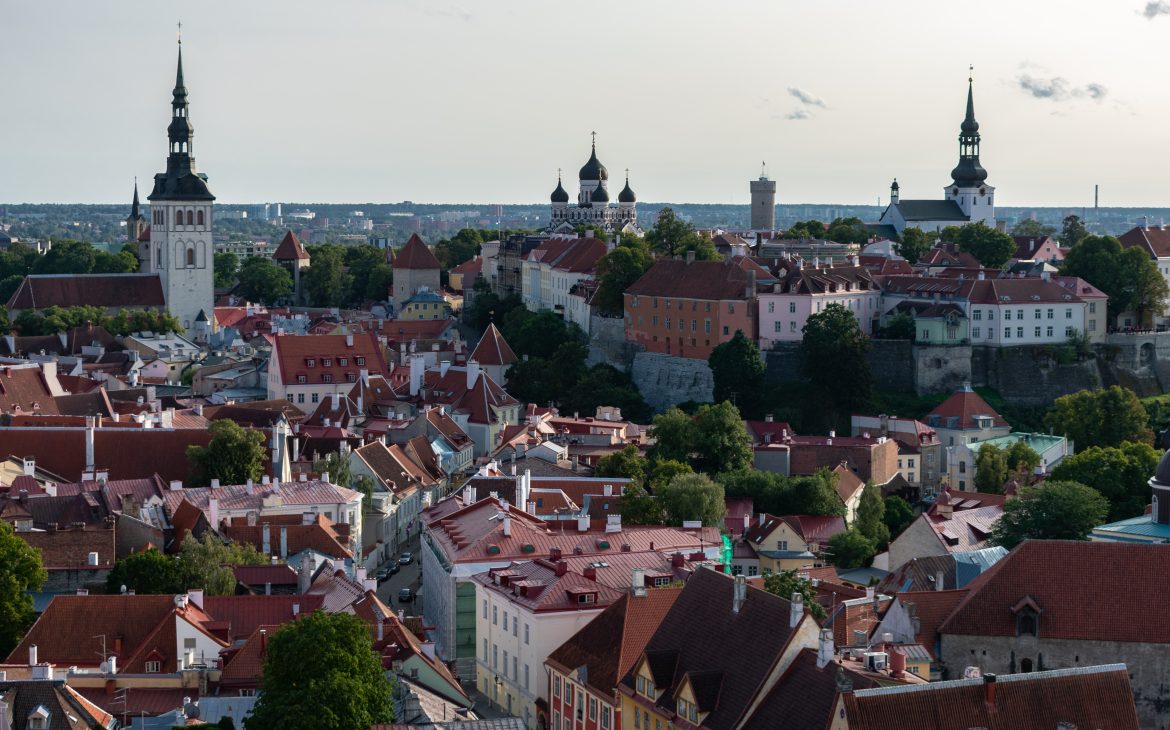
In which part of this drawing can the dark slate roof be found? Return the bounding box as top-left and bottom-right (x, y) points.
(147, 171), (214, 202)
(893, 200), (968, 222)
(7, 274), (166, 311)
(747, 649), (879, 729)
(620, 569), (800, 730)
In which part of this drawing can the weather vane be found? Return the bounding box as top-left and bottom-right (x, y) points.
(177, 20), (183, 44)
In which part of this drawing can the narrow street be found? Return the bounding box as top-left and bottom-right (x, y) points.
(375, 534), (424, 617)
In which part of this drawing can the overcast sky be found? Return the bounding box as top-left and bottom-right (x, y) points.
(6, 0), (1170, 206)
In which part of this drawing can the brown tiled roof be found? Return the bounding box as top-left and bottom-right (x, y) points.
(450, 257), (482, 275)
(620, 570), (803, 730)
(939, 541), (1170, 644)
(781, 514), (847, 545)
(1010, 235), (1061, 260)
(222, 514), (353, 560)
(0, 428), (211, 482)
(470, 323), (517, 366)
(272, 230), (310, 261)
(748, 648), (880, 728)
(472, 560), (624, 613)
(272, 332), (390, 387)
(7, 274), (166, 310)
(832, 464), (866, 503)
(205, 400), (306, 428)
(394, 234), (441, 270)
(219, 623), (278, 686)
(1120, 225), (1170, 258)
(925, 386), (1007, 431)
(232, 564), (298, 587)
(547, 588), (682, 698)
(0, 364), (60, 415)
(16, 525), (116, 568)
(366, 317), (456, 343)
(840, 664), (1139, 730)
(528, 237), (607, 274)
(0, 680), (117, 730)
(626, 259), (751, 301)
(894, 589), (969, 659)
(203, 594), (325, 643)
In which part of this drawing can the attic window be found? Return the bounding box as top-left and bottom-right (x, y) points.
(577, 592), (597, 604)
(339, 357), (348, 366)
(297, 375), (307, 384)
(323, 358), (333, 367)
(356, 356), (366, 365)
(347, 373), (357, 383)
(306, 358), (316, 367)
(145, 660), (161, 673)
(322, 374), (333, 383)
(520, 544), (535, 553)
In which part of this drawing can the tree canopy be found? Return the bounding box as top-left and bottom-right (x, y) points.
(1059, 214), (1089, 248)
(708, 331), (766, 415)
(826, 529), (876, 569)
(1050, 441), (1160, 521)
(691, 402), (753, 474)
(214, 252), (239, 289)
(0, 521), (47, 657)
(645, 208), (719, 260)
(245, 611), (395, 730)
(893, 227), (933, 264)
(883, 495), (916, 539)
(303, 244), (354, 308)
(802, 303), (872, 416)
(107, 535), (267, 596)
(1060, 235), (1169, 325)
(187, 420), (268, 488)
(991, 481), (1109, 549)
(1011, 219), (1057, 239)
(1045, 386), (1154, 449)
(9, 305), (181, 337)
(237, 256), (293, 305)
(763, 570), (826, 620)
(953, 222), (1017, 268)
(855, 483), (889, 548)
(658, 473), (726, 527)
(594, 238), (652, 316)
(717, 468), (845, 517)
(974, 443), (1010, 493)
(595, 444), (647, 483)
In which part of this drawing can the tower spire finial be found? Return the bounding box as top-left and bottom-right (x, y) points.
(557, 167), (562, 182)
(591, 130), (597, 150)
(177, 20), (182, 45)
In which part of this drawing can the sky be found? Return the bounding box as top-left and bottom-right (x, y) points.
(5, 0), (1170, 207)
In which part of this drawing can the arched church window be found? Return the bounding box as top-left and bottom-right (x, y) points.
(186, 247), (195, 267)
(186, 210), (194, 226)
(175, 210), (183, 226)
(197, 210), (204, 226)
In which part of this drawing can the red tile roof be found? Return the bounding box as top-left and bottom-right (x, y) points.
(626, 259), (752, 301)
(0, 364), (60, 415)
(272, 230), (310, 261)
(939, 541), (1170, 644)
(470, 323), (517, 366)
(394, 234), (441, 270)
(0, 428), (211, 482)
(925, 386), (1008, 431)
(271, 332), (390, 387)
(1120, 224), (1170, 258)
(748, 648), (880, 728)
(473, 560), (624, 613)
(203, 594), (325, 643)
(232, 564), (299, 587)
(7, 274), (166, 311)
(546, 588), (682, 698)
(894, 589), (969, 659)
(221, 513), (353, 559)
(840, 664), (1139, 730)
(528, 237), (607, 274)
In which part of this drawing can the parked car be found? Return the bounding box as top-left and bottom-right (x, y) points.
(398, 587), (414, 603)
(376, 568), (390, 583)
(389, 562), (401, 575)
(399, 552), (414, 565)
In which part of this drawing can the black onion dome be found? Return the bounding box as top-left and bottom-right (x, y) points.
(591, 184), (610, 203)
(551, 179), (569, 203)
(579, 145), (608, 181)
(618, 178), (636, 203)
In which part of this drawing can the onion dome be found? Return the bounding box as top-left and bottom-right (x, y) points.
(579, 140), (608, 181)
(591, 184), (610, 203)
(618, 174), (636, 203)
(551, 177), (569, 203)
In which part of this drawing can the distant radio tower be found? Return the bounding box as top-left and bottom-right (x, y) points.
(1094, 184), (1100, 222)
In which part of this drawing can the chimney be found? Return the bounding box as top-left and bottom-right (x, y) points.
(107, 655), (117, 675)
(466, 486), (477, 505)
(28, 645), (37, 666)
(208, 497), (219, 529)
(259, 629), (268, 656)
(502, 514), (512, 537)
(409, 353), (425, 396)
(789, 592), (804, 628)
(984, 673), (997, 707)
(554, 561), (568, 577)
(440, 360), (451, 376)
(527, 501), (536, 515)
(549, 547), (562, 561)
(280, 527), (289, 559)
(583, 566), (597, 581)
(467, 359), (481, 390)
(298, 554), (312, 594)
(632, 568), (647, 596)
(22, 457), (35, 477)
(758, 513), (766, 527)
(685, 250), (696, 264)
(671, 552), (685, 568)
(332, 391), (340, 411)
(935, 571), (945, 591)
(577, 515), (589, 532)
(742, 512), (749, 533)
(816, 628), (834, 669)
(732, 575), (747, 613)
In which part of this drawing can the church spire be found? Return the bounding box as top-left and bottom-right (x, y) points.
(131, 178), (141, 218)
(950, 68), (987, 187)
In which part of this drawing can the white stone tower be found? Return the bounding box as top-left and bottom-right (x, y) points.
(943, 73), (995, 227)
(145, 37), (215, 332)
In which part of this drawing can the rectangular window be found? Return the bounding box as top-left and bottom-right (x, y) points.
(602, 706), (611, 729)
(1034, 326), (1041, 338)
(1066, 326), (1075, 337)
(483, 599), (487, 618)
(1005, 310), (1012, 320)
(1046, 326), (1053, 337)
(555, 676), (562, 697)
(790, 321), (797, 332)
(502, 610), (508, 630)
(972, 327), (980, 338)
(722, 326), (729, 336)
(1089, 319), (1096, 331)
(1017, 327), (1024, 338)
(776, 540), (788, 551)
(768, 301), (775, 313)
(704, 319), (711, 334)
(483, 638), (488, 661)
(727, 303), (735, 314)
(1047, 308), (1054, 319)
(297, 375), (307, 383)
(973, 309), (982, 320)
(493, 644), (498, 669)
(513, 618), (518, 637)
(311, 393), (319, 403)
(493, 605), (497, 625)
(1066, 308), (1072, 318)
(589, 698), (597, 720)
(634, 708), (641, 729)
(1089, 302), (1097, 314)
(652, 316), (658, 327)
(525, 623), (530, 644)
(1017, 309), (1023, 319)
(145, 661), (161, 673)
(513, 656), (518, 681)
(297, 393), (305, 404)
(789, 302), (796, 313)
(525, 664), (530, 689)
(959, 461), (967, 473)
(1034, 309), (1041, 319)
(355, 356), (366, 365)
(774, 321), (782, 332)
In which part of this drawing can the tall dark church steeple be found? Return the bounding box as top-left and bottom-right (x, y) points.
(150, 37), (213, 202)
(950, 72), (988, 188)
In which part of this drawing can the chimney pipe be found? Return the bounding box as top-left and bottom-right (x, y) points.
(984, 673), (997, 706)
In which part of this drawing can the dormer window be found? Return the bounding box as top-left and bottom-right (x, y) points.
(339, 357), (348, 366)
(636, 675), (653, 698)
(145, 660), (161, 673)
(577, 592), (596, 604)
(306, 358), (316, 368)
(322, 374), (333, 383)
(323, 358), (332, 367)
(355, 356), (366, 365)
(297, 375), (307, 384)
(347, 373), (357, 383)
(27, 706), (50, 730)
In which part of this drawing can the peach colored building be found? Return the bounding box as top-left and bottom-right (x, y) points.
(623, 257), (757, 360)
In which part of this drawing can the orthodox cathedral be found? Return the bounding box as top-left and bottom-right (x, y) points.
(548, 135), (641, 235)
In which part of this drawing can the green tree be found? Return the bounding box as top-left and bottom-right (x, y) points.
(1051, 441), (1160, 521)
(594, 239), (652, 316)
(1061, 235), (1168, 325)
(559, 364), (652, 425)
(303, 244), (354, 308)
(178, 532), (268, 595)
(1045, 386), (1154, 449)
(781, 470), (847, 517)
(708, 331), (766, 415)
(692, 401), (753, 474)
(0, 521), (47, 657)
(237, 257), (293, 305)
(1004, 440), (1041, 475)
(595, 444), (647, 484)
(893, 227), (933, 264)
(93, 250), (137, 274)
(826, 529), (876, 569)
(781, 220), (826, 240)
(974, 443), (1010, 493)
(617, 483), (665, 525)
(1011, 219), (1057, 238)
(345, 245), (391, 305)
(955, 222), (1016, 268)
(883, 495), (915, 539)
(32, 240), (96, 275)
(1117, 245), (1170, 328)
(106, 548), (183, 595)
(763, 570), (826, 620)
(876, 311), (915, 340)
(645, 208), (718, 260)
(364, 263), (394, 302)
(648, 407), (697, 465)
(647, 459), (694, 491)
(187, 420), (268, 488)
(245, 611), (394, 730)
(824, 217), (871, 245)
(214, 252), (239, 289)
(314, 451), (354, 489)
(658, 473), (725, 527)
(990, 481), (1109, 549)
(1059, 214), (1089, 248)
(433, 229), (482, 271)
(802, 303), (871, 416)
(855, 483), (889, 547)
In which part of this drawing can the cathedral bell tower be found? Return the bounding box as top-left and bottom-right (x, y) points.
(944, 71), (995, 227)
(146, 33), (215, 333)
